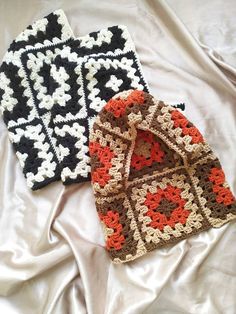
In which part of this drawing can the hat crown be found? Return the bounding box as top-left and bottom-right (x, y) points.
(90, 89), (208, 196)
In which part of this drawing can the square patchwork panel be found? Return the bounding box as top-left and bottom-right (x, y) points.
(22, 46), (74, 117)
(0, 62), (37, 128)
(128, 168), (210, 253)
(188, 155), (236, 226)
(95, 195), (146, 261)
(82, 51), (148, 116)
(129, 129), (184, 180)
(54, 119), (90, 184)
(8, 118), (60, 190)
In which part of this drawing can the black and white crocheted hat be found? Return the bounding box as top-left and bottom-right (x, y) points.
(0, 9), (149, 189)
(89, 90), (236, 263)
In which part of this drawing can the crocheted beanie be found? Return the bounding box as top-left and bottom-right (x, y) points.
(0, 9), (148, 190)
(89, 89), (236, 263)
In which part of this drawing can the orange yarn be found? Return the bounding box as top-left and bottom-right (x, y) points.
(89, 142), (115, 187)
(99, 211), (125, 250)
(209, 168), (235, 206)
(131, 130), (165, 170)
(171, 110), (203, 144)
(104, 90), (145, 117)
(144, 185), (190, 230)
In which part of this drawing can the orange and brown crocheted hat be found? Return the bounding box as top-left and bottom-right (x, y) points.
(89, 89), (236, 263)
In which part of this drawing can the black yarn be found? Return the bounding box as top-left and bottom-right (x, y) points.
(0, 62), (31, 125)
(70, 26), (126, 57)
(8, 12), (62, 52)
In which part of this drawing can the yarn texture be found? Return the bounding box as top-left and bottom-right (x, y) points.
(0, 9), (148, 189)
(89, 90), (236, 263)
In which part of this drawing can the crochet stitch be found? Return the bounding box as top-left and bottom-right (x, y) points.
(0, 9), (148, 189)
(89, 90), (236, 263)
